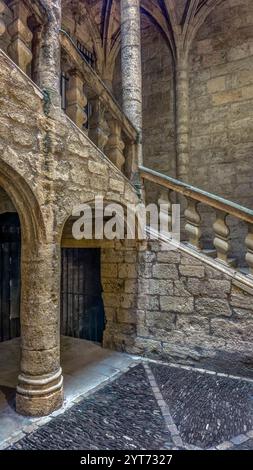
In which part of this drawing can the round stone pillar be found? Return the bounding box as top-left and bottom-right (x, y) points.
(175, 55), (190, 182)
(120, 0), (143, 172)
(16, 243), (63, 416)
(37, 0), (62, 109)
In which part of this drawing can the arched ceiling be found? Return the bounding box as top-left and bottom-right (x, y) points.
(62, 0), (224, 76)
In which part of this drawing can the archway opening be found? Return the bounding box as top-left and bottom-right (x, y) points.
(60, 203), (139, 351)
(61, 246), (105, 344)
(0, 188), (21, 425)
(0, 191), (21, 342)
(60, 215), (107, 345)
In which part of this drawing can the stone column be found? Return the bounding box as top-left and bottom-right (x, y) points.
(175, 54), (190, 182)
(8, 0), (33, 73)
(37, 0), (61, 110)
(120, 0), (143, 185)
(16, 243), (63, 416)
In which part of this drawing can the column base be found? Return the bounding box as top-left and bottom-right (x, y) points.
(16, 368), (63, 417)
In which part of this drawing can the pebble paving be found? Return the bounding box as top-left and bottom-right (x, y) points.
(150, 363), (253, 449)
(9, 365), (172, 450)
(7, 362), (253, 451)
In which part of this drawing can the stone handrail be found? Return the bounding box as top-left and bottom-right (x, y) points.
(140, 165), (253, 275)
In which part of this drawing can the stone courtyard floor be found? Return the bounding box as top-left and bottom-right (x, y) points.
(2, 359), (253, 451)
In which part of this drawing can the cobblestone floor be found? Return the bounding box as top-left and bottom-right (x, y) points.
(7, 362), (253, 451)
(150, 363), (253, 449)
(9, 365), (172, 450)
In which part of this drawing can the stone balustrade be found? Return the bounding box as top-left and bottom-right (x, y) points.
(140, 166), (253, 277)
(0, 0), (46, 75)
(7, 0), (33, 73)
(59, 29), (138, 177)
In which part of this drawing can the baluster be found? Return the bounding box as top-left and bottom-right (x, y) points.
(0, 1), (6, 37)
(184, 197), (201, 249)
(213, 210), (230, 264)
(8, 0), (33, 73)
(66, 69), (87, 130)
(105, 118), (125, 171)
(158, 189), (173, 236)
(88, 96), (109, 151)
(245, 223), (253, 276)
(124, 140), (138, 180)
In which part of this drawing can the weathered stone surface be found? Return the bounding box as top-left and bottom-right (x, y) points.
(149, 279), (174, 295)
(176, 315), (210, 335)
(179, 265), (205, 278)
(145, 310), (176, 331)
(88, 160), (108, 175)
(211, 318), (253, 342)
(137, 295), (159, 310)
(152, 263), (178, 280)
(230, 289), (253, 311)
(157, 252), (181, 264)
(160, 296), (194, 314)
(109, 178), (125, 193)
(195, 298), (232, 317)
(187, 279), (231, 298)
(118, 263), (137, 279)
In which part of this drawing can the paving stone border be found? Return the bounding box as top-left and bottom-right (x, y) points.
(140, 356), (253, 384)
(144, 363), (185, 450)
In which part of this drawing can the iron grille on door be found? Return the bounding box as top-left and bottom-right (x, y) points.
(61, 248), (105, 343)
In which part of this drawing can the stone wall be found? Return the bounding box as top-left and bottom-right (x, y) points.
(102, 240), (139, 352)
(104, 240), (253, 378)
(141, 22), (176, 177)
(189, 0), (253, 207)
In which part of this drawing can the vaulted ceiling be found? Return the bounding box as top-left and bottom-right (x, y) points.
(62, 0), (224, 77)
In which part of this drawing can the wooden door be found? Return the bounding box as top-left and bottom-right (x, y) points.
(61, 248), (105, 343)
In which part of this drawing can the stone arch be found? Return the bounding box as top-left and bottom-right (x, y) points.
(0, 160), (46, 249)
(59, 196), (140, 349)
(56, 194), (139, 245)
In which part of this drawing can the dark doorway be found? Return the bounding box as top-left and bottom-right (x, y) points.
(0, 213), (21, 342)
(61, 248), (105, 343)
